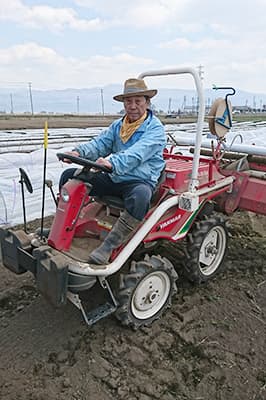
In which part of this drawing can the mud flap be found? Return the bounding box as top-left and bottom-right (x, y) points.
(0, 228), (34, 274)
(33, 246), (69, 308)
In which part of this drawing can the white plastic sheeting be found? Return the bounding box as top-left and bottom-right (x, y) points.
(0, 147), (72, 226)
(0, 127), (102, 154)
(0, 126), (102, 227)
(0, 122), (265, 226)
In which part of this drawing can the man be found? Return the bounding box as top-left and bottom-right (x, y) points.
(60, 78), (166, 265)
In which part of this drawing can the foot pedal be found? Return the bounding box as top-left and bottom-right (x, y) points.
(85, 302), (117, 325)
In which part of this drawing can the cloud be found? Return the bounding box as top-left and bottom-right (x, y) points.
(159, 37), (230, 51)
(0, 0), (188, 31)
(0, 42), (59, 65)
(75, 0), (192, 28)
(1, 0), (266, 35)
(1, 1), (266, 93)
(0, 0), (105, 31)
(0, 42), (155, 89)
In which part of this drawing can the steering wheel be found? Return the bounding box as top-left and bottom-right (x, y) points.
(56, 152), (112, 173)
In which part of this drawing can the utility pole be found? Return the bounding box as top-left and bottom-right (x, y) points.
(10, 93), (14, 114)
(100, 89), (105, 116)
(77, 95), (80, 114)
(182, 95), (186, 113)
(28, 82), (34, 115)
(192, 97), (195, 115)
(253, 96), (256, 112)
(168, 97), (172, 114)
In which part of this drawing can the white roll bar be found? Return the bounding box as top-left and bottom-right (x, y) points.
(138, 67), (205, 192)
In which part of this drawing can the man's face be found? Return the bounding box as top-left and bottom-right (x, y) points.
(123, 96), (148, 122)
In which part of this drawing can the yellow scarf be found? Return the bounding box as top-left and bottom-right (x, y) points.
(120, 111), (147, 143)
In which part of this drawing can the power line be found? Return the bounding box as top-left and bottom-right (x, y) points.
(0, 81), (31, 87)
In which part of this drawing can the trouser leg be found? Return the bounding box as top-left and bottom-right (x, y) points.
(59, 168), (77, 189)
(122, 182), (152, 220)
(59, 170), (152, 221)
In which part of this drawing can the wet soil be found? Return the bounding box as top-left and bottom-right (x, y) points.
(0, 115), (195, 130)
(0, 211), (266, 400)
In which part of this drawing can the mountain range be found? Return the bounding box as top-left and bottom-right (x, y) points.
(0, 84), (266, 114)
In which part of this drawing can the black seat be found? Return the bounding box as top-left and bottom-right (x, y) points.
(95, 168), (166, 210)
(96, 195), (124, 210)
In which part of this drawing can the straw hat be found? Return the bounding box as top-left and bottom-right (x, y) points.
(113, 78), (157, 102)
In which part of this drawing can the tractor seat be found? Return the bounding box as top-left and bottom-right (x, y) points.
(95, 169), (166, 210)
(95, 195), (124, 210)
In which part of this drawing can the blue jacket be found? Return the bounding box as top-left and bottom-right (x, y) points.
(75, 110), (166, 188)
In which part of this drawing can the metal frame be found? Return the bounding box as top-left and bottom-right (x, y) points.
(138, 67), (205, 192)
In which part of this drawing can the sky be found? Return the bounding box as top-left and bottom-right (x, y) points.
(0, 0), (266, 93)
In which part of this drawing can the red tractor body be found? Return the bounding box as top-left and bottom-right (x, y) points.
(1, 67), (266, 329)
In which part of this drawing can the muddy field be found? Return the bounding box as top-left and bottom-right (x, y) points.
(0, 113), (265, 131)
(0, 114), (193, 130)
(0, 115), (118, 130)
(0, 211), (266, 400)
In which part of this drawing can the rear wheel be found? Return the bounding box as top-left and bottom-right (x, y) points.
(115, 255), (178, 329)
(184, 214), (228, 284)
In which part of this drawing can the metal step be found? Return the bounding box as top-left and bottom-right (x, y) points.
(85, 302), (117, 326)
(67, 291), (117, 327)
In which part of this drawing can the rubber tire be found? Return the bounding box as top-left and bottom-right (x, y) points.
(115, 255), (178, 329)
(184, 214), (228, 284)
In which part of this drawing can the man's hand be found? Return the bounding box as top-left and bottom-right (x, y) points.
(96, 157), (113, 170)
(61, 151), (80, 163)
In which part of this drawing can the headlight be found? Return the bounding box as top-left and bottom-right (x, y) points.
(61, 188), (70, 202)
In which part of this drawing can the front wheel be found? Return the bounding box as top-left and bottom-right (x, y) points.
(115, 255), (178, 329)
(184, 214), (228, 284)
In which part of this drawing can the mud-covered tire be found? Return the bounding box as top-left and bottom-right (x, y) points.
(184, 214), (228, 284)
(115, 255), (178, 329)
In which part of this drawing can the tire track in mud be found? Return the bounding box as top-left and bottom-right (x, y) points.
(0, 267), (266, 400)
(0, 211), (266, 400)
(0, 273), (115, 400)
(0, 261), (205, 400)
(0, 293), (85, 367)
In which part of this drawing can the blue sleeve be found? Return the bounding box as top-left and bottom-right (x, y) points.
(74, 122), (117, 160)
(109, 122), (166, 175)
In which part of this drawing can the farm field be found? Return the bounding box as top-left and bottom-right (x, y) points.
(1, 112), (265, 130)
(0, 211), (266, 400)
(0, 115), (266, 400)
